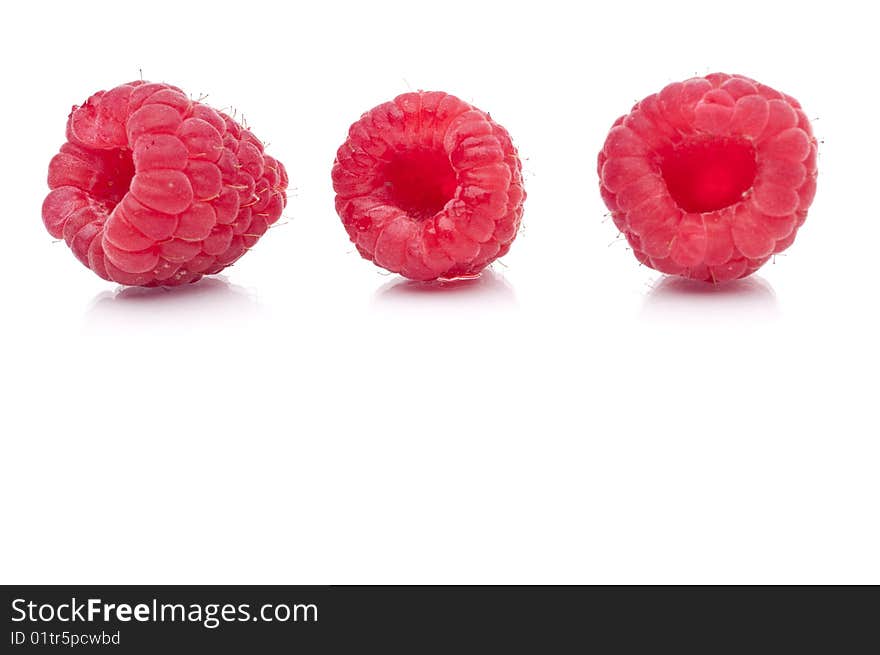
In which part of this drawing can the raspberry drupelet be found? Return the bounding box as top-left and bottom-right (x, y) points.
(598, 73), (818, 282)
(332, 91), (526, 280)
(42, 81), (288, 287)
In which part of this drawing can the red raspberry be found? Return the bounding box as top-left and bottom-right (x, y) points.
(332, 91), (525, 280)
(42, 81), (288, 287)
(598, 73), (818, 282)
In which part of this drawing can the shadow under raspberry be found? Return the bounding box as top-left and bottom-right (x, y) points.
(642, 274), (778, 319)
(84, 276), (260, 328)
(372, 269), (516, 308)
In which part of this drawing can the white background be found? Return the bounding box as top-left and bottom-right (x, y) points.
(1, 0), (877, 584)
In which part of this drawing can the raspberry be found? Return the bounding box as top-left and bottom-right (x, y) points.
(598, 73), (818, 282)
(42, 81), (288, 287)
(332, 91), (525, 280)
